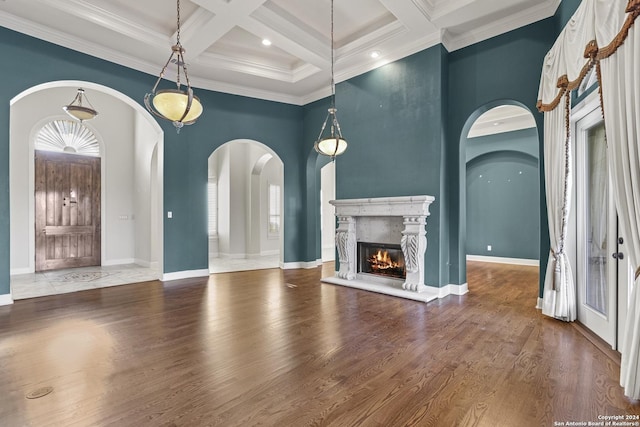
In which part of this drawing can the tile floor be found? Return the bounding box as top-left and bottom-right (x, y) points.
(11, 264), (161, 300)
(10, 255), (282, 300)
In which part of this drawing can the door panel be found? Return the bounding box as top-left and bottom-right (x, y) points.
(576, 110), (618, 347)
(35, 150), (101, 271)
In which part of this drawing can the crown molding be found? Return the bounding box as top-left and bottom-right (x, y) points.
(0, 11), (159, 76)
(37, 0), (168, 49)
(444, 0), (560, 52)
(188, 74), (303, 105)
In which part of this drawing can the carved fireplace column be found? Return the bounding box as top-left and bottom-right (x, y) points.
(335, 215), (356, 280)
(400, 215), (427, 292)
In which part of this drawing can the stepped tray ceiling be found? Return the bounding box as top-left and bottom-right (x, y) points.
(0, 0), (559, 105)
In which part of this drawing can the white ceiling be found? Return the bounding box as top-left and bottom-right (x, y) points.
(467, 105), (537, 138)
(0, 0), (560, 105)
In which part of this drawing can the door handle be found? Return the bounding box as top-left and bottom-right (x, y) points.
(612, 252), (624, 260)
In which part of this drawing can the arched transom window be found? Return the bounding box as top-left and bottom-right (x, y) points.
(35, 120), (100, 157)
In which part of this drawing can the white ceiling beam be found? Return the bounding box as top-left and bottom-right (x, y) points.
(239, 6), (330, 70)
(377, 0), (438, 33)
(184, 0), (269, 57)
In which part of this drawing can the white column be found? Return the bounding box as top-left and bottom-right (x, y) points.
(401, 215), (427, 291)
(335, 215), (356, 280)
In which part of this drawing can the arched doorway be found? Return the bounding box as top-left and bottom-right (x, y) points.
(461, 102), (540, 270)
(208, 139), (284, 273)
(9, 81), (164, 299)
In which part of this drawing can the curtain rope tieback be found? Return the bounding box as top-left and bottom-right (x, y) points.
(635, 266), (640, 281)
(550, 249), (563, 291)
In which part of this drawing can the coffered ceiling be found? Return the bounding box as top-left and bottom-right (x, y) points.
(0, 0), (560, 105)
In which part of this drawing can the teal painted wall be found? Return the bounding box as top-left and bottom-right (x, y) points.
(325, 45), (448, 286)
(447, 0), (582, 292)
(465, 128), (539, 259)
(0, 26), (304, 295)
(447, 19), (559, 287)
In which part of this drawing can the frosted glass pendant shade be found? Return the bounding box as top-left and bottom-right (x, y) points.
(316, 136), (347, 157)
(152, 89), (203, 124)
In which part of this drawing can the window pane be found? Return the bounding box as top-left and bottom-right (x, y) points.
(268, 184), (280, 234)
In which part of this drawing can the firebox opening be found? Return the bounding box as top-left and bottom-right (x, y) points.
(358, 242), (406, 280)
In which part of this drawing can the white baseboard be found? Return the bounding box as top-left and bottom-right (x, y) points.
(282, 259), (321, 270)
(134, 258), (151, 268)
(466, 255), (539, 266)
(0, 294), (14, 306)
(260, 250), (280, 256)
(103, 258), (136, 266)
(218, 253), (247, 260)
(10, 267), (32, 276)
(162, 269), (209, 281)
(437, 283), (469, 298)
(536, 297), (543, 310)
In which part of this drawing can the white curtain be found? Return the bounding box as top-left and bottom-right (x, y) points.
(538, 0), (639, 399)
(541, 100), (576, 321)
(600, 19), (640, 401)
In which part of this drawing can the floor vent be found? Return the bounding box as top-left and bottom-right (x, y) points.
(26, 386), (53, 399)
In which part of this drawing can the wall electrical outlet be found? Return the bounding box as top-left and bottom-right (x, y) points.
(487, 245), (492, 251)
(167, 211), (173, 219)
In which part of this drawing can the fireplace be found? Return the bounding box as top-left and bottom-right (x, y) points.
(322, 195), (451, 303)
(358, 242), (406, 279)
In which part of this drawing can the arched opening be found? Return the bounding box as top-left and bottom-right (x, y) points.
(208, 139), (284, 273)
(320, 161), (336, 262)
(460, 102), (540, 275)
(9, 81), (163, 299)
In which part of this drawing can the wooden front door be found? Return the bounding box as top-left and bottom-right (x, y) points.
(35, 150), (101, 271)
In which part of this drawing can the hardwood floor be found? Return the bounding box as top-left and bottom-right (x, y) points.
(0, 261), (638, 426)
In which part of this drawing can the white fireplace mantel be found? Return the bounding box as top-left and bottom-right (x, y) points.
(322, 195), (438, 303)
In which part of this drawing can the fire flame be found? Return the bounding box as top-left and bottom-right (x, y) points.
(368, 250), (404, 271)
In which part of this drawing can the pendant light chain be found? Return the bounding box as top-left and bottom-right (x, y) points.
(176, 0), (181, 45)
(330, 0), (335, 108)
(312, 0), (348, 159)
(175, 0), (182, 89)
(144, 0), (203, 131)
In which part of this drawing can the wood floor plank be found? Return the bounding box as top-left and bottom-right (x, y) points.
(0, 261), (638, 426)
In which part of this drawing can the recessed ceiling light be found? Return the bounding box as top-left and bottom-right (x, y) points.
(370, 51), (381, 59)
(262, 39), (272, 47)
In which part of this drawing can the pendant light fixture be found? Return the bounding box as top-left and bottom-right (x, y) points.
(144, 0), (203, 132)
(63, 88), (98, 122)
(314, 0), (347, 160)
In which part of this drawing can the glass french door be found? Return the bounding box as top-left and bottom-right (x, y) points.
(575, 107), (624, 348)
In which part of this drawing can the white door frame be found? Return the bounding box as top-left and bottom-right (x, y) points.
(571, 91), (631, 349)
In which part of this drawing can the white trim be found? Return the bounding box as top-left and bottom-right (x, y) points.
(536, 297), (544, 310)
(438, 283), (469, 298)
(102, 258), (136, 266)
(10, 268), (32, 276)
(162, 269), (210, 281)
(0, 294), (14, 306)
(466, 255), (539, 266)
(218, 253), (248, 260)
(442, 0), (560, 52)
(258, 250), (280, 257)
(281, 260), (321, 270)
(134, 259), (151, 268)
